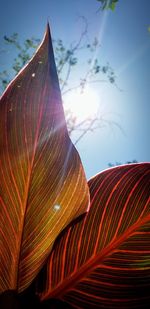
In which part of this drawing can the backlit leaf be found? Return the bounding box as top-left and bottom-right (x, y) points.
(0, 24), (90, 293)
(38, 163), (150, 308)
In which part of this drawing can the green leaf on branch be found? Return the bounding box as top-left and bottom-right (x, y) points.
(97, 0), (118, 11)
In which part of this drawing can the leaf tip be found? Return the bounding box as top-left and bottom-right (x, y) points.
(45, 22), (51, 38)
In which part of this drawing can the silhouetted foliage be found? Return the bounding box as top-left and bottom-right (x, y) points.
(108, 160), (138, 167)
(97, 0), (119, 11)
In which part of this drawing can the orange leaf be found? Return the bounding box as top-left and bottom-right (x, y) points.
(0, 24), (90, 293)
(38, 163), (150, 308)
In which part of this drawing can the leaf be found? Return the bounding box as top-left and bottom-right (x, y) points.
(38, 163), (150, 308)
(97, 0), (118, 11)
(0, 24), (90, 293)
(109, 2), (116, 11)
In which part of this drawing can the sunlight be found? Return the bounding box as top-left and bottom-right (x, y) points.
(64, 86), (99, 121)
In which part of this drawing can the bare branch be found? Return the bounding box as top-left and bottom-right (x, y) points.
(0, 18), (121, 145)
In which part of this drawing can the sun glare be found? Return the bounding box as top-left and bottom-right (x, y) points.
(64, 86), (99, 121)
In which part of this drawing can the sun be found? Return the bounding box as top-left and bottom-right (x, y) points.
(64, 86), (99, 121)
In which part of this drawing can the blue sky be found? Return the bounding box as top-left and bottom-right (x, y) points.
(0, 0), (150, 179)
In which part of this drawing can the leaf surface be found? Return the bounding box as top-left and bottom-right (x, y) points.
(0, 24), (90, 292)
(39, 163), (150, 308)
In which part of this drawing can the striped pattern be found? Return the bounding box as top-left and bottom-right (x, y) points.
(0, 24), (90, 293)
(39, 163), (150, 308)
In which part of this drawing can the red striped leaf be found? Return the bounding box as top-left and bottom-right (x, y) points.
(0, 24), (90, 293)
(38, 163), (150, 308)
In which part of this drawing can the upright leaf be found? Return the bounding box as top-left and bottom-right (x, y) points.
(0, 24), (90, 293)
(38, 163), (150, 308)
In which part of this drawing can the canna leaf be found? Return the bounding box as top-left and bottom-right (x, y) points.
(38, 163), (150, 308)
(0, 24), (90, 293)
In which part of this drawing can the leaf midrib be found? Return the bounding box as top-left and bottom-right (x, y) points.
(43, 212), (150, 300)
